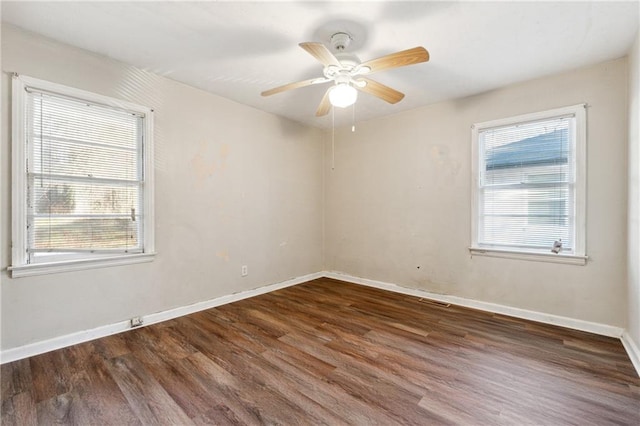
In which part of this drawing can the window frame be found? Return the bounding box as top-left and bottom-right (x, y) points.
(470, 104), (587, 265)
(10, 74), (155, 277)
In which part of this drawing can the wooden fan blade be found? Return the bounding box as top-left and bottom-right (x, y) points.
(299, 42), (341, 67)
(315, 88), (332, 117)
(358, 46), (429, 74)
(261, 78), (329, 97)
(356, 78), (405, 104)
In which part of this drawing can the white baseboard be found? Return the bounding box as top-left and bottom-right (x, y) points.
(330, 270), (638, 376)
(621, 331), (640, 377)
(2, 269), (635, 375)
(0, 272), (323, 364)
(323, 271), (624, 338)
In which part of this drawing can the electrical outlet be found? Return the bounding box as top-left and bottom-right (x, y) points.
(241, 265), (248, 277)
(130, 316), (143, 328)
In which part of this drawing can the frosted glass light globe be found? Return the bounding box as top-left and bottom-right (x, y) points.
(329, 83), (358, 108)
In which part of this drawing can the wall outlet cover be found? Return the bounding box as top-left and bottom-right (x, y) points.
(130, 317), (143, 328)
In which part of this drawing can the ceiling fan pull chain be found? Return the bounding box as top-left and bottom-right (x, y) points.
(332, 107), (335, 170)
(352, 103), (356, 132)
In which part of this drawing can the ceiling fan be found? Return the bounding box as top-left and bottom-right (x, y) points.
(261, 32), (430, 117)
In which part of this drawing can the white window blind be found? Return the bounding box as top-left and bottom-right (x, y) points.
(26, 89), (145, 262)
(11, 74), (155, 276)
(478, 116), (575, 252)
(471, 104), (586, 263)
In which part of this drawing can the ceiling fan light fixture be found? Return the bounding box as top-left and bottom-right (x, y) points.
(329, 83), (358, 108)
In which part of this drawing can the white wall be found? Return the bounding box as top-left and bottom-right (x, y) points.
(628, 30), (640, 351)
(1, 25), (324, 351)
(325, 58), (629, 327)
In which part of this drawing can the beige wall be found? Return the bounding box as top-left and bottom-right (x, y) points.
(1, 25), (324, 350)
(1, 23), (634, 354)
(325, 58), (629, 327)
(628, 30), (640, 348)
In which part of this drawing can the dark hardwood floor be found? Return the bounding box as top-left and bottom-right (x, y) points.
(2, 278), (639, 425)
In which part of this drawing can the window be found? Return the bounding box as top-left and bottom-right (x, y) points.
(10, 75), (155, 277)
(470, 104), (587, 265)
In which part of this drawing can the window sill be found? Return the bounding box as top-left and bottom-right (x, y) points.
(8, 252), (156, 278)
(468, 247), (587, 265)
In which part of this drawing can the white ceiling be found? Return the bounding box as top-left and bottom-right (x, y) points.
(2, 1), (639, 129)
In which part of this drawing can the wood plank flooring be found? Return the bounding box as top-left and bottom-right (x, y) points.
(2, 278), (639, 425)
